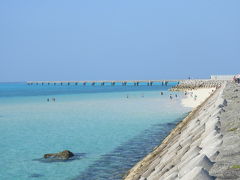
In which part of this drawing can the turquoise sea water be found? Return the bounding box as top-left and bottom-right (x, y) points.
(0, 82), (190, 180)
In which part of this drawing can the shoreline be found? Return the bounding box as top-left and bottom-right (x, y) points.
(123, 81), (226, 180)
(181, 88), (216, 108)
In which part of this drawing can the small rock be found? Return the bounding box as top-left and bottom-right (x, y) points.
(29, 173), (44, 178)
(44, 150), (74, 160)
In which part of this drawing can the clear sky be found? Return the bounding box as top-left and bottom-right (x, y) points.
(0, 0), (239, 82)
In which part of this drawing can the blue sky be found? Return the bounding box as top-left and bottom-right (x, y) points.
(0, 0), (239, 82)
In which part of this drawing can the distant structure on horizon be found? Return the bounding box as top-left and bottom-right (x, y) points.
(210, 75), (234, 80)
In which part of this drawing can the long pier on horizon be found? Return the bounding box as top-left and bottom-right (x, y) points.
(26, 80), (183, 86)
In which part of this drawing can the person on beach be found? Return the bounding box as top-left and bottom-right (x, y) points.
(47, 98), (49, 102)
(233, 75), (240, 84)
(175, 94), (177, 98)
(160, 92), (163, 95)
(126, 94), (129, 99)
(194, 95), (197, 101)
(52, 98), (56, 102)
(170, 95), (173, 100)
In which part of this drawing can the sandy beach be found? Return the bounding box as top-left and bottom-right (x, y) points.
(181, 88), (216, 108)
(123, 81), (240, 180)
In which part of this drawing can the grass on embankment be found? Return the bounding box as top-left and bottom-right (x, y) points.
(231, 165), (240, 169)
(228, 127), (238, 132)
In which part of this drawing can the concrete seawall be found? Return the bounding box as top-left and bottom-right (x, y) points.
(123, 81), (231, 180)
(209, 82), (240, 179)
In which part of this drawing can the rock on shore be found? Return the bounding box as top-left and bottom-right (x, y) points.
(123, 81), (239, 180)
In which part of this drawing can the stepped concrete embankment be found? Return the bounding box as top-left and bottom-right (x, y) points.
(123, 81), (238, 180)
(209, 82), (240, 179)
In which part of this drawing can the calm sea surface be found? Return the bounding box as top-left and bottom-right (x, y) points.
(0, 82), (191, 180)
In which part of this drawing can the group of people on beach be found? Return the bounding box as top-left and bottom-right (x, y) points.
(188, 91), (198, 100)
(124, 92), (194, 100)
(47, 98), (56, 102)
(125, 92), (168, 99)
(233, 75), (240, 84)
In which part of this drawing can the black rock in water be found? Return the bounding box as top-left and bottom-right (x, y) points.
(29, 173), (44, 178)
(33, 152), (86, 163)
(44, 150), (74, 160)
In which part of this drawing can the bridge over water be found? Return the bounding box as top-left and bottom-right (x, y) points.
(27, 80), (183, 86)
